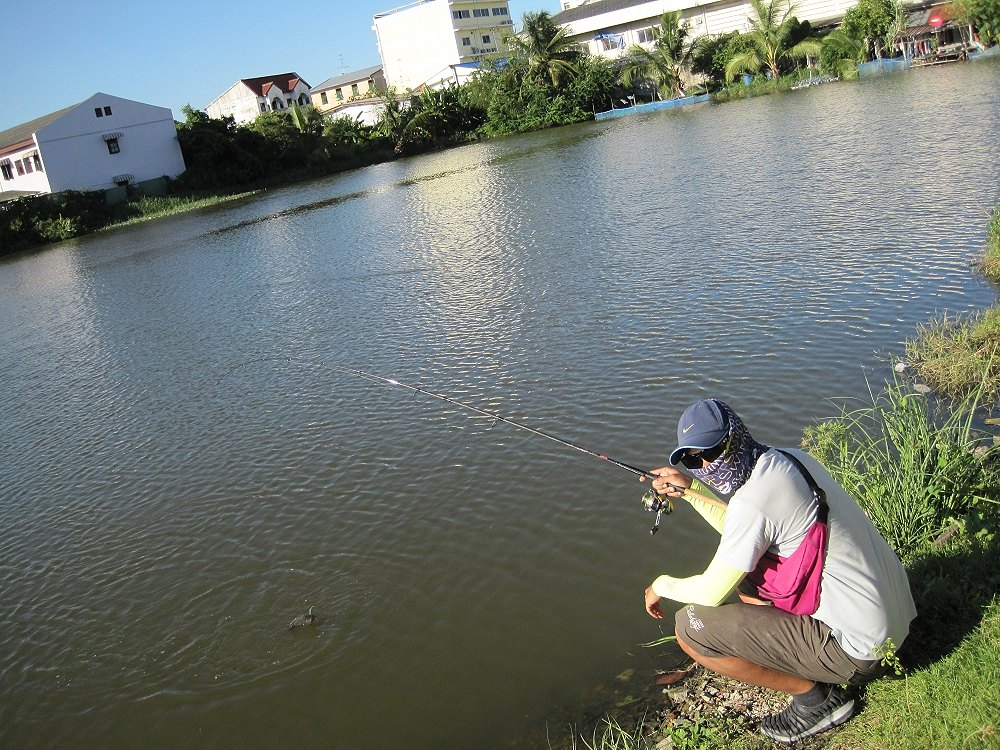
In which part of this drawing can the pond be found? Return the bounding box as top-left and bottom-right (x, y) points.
(1, 58), (998, 749)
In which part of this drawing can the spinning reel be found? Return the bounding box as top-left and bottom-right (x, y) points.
(641, 489), (675, 535)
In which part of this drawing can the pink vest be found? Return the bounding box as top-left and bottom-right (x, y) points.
(745, 451), (829, 617)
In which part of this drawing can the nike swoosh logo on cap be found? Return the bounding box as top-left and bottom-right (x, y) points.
(682, 424), (695, 433)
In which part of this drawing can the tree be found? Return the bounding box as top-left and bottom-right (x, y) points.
(820, 28), (867, 76)
(507, 11), (581, 88)
(724, 0), (822, 81)
(842, 0), (900, 59)
(288, 105), (328, 163)
(174, 105), (265, 190)
(396, 86), (484, 154)
(951, 0), (1000, 45)
(621, 11), (698, 98)
(692, 31), (756, 90)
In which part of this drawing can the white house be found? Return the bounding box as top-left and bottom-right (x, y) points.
(373, 0), (515, 91)
(552, 0), (857, 57)
(206, 73), (312, 125)
(0, 93), (186, 199)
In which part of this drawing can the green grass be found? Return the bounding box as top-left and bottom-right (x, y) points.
(802, 378), (1000, 560)
(839, 602), (1000, 749)
(980, 205), (1000, 280)
(104, 191), (260, 230)
(904, 311), (1000, 401)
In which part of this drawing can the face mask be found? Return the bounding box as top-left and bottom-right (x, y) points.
(689, 402), (769, 495)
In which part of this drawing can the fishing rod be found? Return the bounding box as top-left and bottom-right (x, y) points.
(219, 357), (726, 533)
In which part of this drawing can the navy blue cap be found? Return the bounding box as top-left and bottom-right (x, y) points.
(669, 399), (729, 465)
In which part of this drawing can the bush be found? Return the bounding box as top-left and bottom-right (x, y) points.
(33, 215), (79, 242)
(802, 378), (1000, 560)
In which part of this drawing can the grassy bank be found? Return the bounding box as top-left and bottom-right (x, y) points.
(99, 191), (261, 231)
(903, 204), (1000, 400)
(562, 204), (1000, 750)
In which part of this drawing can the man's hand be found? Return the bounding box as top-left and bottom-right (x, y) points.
(644, 586), (664, 619)
(643, 466), (692, 497)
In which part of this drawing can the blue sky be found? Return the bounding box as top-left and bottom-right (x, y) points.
(0, 0), (562, 132)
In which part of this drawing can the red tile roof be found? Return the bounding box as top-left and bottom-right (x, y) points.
(240, 73), (309, 97)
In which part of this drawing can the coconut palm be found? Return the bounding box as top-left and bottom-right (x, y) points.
(821, 28), (866, 78)
(621, 11), (698, 99)
(508, 11), (581, 88)
(725, 0), (822, 82)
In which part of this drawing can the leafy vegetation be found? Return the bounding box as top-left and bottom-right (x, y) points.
(621, 12), (699, 99)
(802, 378), (999, 559)
(842, 0), (904, 60)
(951, 0), (1000, 45)
(723, 0), (821, 82)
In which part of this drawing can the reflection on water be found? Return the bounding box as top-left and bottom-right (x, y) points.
(1, 59), (999, 749)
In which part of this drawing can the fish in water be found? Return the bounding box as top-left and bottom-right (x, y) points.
(289, 606), (318, 629)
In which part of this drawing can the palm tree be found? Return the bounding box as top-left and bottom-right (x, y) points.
(725, 0), (821, 82)
(288, 105), (326, 163)
(821, 29), (866, 78)
(508, 11), (580, 88)
(621, 11), (697, 99)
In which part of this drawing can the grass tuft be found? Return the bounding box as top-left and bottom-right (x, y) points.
(980, 204), (1000, 280)
(904, 312), (1000, 401)
(802, 378), (1000, 560)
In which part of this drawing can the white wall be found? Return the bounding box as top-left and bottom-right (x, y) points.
(565, 0), (857, 55)
(374, 1), (460, 90)
(0, 142), (52, 195)
(35, 93), (185, 192)
(206, 81), (263, 124)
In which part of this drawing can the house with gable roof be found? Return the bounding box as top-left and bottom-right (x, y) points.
(310, 65), (391, 126)
(0, 92), (186, 201)
(205, 73), (313, 125)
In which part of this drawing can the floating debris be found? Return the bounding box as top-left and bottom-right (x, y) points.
(289, 606), (318, 629)
(913, 383), (932, 394)
(894, 361), (909, 373)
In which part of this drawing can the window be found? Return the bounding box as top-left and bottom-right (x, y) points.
(482, 34), (491, 43)
(1, 162), (12, 180)
(15, 160), (25, 175)
(106, 138), (120, 154)
(351, 83), (359, 96)
(473, 8), (490, 17)
(23, 159), (32, 174)
(33, 154), (42, 172)
(462, 36), (471, 45)
(321, 91), (328, 105)
(94, 107), (104, 117)
(452, 9), (470, 18)
(492, 6), (508, 15)
(335, 88), (343, 100)
(260, 102), (267, 113)
(273, 98), (284, 109)
(637, 28), (655, 44)
(104, 106), (112, 116)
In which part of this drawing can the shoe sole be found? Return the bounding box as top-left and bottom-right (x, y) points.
(761, 698), (856, 744)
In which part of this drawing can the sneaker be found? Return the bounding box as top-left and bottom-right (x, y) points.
(760, 685), (856, 744)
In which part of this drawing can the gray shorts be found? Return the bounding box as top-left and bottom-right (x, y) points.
(675, 602), (886, 685)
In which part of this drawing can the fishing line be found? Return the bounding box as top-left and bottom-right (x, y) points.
(218, 357), (724, 532)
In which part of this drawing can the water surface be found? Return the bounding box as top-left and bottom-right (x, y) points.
(1, 59), (999, 749)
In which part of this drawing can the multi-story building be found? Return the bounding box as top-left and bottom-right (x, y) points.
(552, 0), (856, 58)
(206, 73), (312, 125)
(373, 0), (515, 91)
(0, 93), (185, 199)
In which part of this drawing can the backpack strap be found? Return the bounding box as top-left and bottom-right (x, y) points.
(777, 449), (829, 522)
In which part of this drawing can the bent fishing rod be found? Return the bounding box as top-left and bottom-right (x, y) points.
(219, 357), (726, 533)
